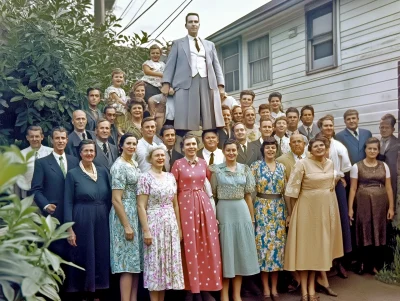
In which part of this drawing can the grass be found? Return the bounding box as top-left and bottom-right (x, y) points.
(376, 235), (400, 286)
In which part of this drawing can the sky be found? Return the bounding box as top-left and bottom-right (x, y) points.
(93, 0), (270, 43)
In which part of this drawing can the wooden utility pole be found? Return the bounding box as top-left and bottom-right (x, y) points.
(94, 0), (105, 26)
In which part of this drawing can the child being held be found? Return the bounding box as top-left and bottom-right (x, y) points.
(141, 44), (166, 102)
(104, 68), (127, 121)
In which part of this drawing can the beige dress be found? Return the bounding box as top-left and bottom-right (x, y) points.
(284, 158), (343, 271)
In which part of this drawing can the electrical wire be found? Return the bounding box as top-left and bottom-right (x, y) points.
(119, 0), (136, 19)
(148, 0), (188, 37)
(117, 0), (158, 35)
(152, 0), (194, 41)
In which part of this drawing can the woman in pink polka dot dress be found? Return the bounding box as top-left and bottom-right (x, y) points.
(171, 133), (223, 300)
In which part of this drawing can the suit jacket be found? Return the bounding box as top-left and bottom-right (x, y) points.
(298, 123), (320, 140)
(381, 135), (400, 199)
(276, 152), (296, 182)
(237, 142), (262, 166)
(65, 130), (96, 158)
(31, 153), (79, 221)
(217, 128), (233, 149)
(93, 142), (118, 172)
(108, 124), (118, 145)
(85, 109), (102, 132)
(171, 149), (184, 167)
(162, 36), (224, 90)
(335, 128), (372, 165)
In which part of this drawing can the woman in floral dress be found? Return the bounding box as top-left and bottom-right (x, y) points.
(250, 137), (288, 300)
(171, 133), (223, 300)
(137, 144), (184, 301)
(109, 134), (143, 301)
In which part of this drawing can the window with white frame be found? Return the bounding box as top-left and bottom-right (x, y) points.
(248, 35), (270, 86)
(306, 0), (336, 72)
(221, 40), (240, 92)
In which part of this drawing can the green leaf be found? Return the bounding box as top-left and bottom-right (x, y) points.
(21, 278), (39, 297)
(0, 280), (15, 301)
(10, 96), (23, 102)
(0, 99), (9, 108)
(44, 249), (60, 271)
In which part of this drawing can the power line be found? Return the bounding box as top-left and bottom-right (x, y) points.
(152, 0), (194, 41)
(119, 0), (136, 19)
(118, 0), (158, 35)
(149, 0), (188, 37)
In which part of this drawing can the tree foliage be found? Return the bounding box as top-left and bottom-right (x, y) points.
(0, 0), (148, 145)
(0, 145), (83, 301)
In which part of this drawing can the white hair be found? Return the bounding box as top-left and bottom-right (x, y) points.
(145, 144), (167, 163)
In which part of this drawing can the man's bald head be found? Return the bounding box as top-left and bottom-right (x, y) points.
(289, 134), (305, 156)
(72, 110), (87, 132)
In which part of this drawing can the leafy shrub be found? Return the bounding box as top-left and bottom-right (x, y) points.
(0, 0), (148, 146)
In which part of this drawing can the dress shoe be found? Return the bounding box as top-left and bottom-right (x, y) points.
(316, 282), (338, 297)
(336, 263), (348, 279)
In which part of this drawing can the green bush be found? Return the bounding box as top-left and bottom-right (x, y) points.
(0, 0), (148, 146)
(0, 145), (83, 301)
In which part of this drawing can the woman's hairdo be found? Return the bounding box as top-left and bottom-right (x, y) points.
(180, 133), (199, 149)
(222, 139), (238, 150)
(145, 144), (167, 163)
(78, 139), (97, 160)
(308, 136), (329, 152)
(118, 133), (136, 154)
(127, 97), (146, 112)
(365, 137), (381, 151)
(260, 137), (278, 157)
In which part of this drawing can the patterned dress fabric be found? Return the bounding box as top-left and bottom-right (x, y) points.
(109, 158), (143, 273)
(137, 172), (184, 291)
(171, 158), (223, 293)
(250, 160), (287, 272)
(284, 158), (343, 271)
(355, 161), (389, 247)
(209, 163), (259, 278)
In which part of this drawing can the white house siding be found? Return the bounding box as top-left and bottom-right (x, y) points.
(212, 0), (400, 136)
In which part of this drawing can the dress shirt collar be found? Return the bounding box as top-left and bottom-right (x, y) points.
(203, 147), (218, 156)
(52, 151), (66, 162)
(187, 34), (200, 41)
(96, 138), (109, 150)
(184, 156), (198, 165)
(302, 123), (314, 132)
(346, 127), (359, 138)
(291, 151), (305, 162)
(74, 130), (88, 140)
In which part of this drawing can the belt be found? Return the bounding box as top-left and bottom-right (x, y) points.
(256, 193), (282, 199)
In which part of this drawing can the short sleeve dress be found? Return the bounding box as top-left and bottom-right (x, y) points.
(283, 158), (343, 271)
(109, 157), (143, 274)
(137, 172), (184, 291)
(209, 163), (259, 278)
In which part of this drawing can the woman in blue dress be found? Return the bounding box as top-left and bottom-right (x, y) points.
(209, 139), (259, 301)
(250, 137), (288, 300)
(109, 133), (143, 301)
(64, 140), (112, 299)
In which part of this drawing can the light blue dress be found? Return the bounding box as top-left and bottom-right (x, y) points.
(209, 163), (259, 278)
(109, 157), (143, 273)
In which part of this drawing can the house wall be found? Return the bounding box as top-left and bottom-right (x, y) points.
(213, 0), (400, 135)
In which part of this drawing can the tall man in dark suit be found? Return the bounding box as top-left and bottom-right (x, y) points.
(65, 110), (95, 158)
(103, 105), (119, 145)
(160, 125), (183, 172)
(379, 114), (400, 207)
(85, 87), (102, 131)
(234, 122), (262, 166)
(161, 13), (225, 133)
(298, 105), (320, 140)
(93, 119), (118, 172)
(335, 109), (372, 165)
(31, 127), (79, 251)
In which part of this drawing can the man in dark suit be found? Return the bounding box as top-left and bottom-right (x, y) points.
(217, 105), (233, 149)
(31, 127), (79, 254)
(335, 109), (372, 165)
(65, 110), (95, 158)
(104, 105), (119, 145)
(93, 119), (118, 172)
(250, 117), (275, 151)
(298, 105), (320, 140)
(85, 88), (102, 131)
(233, 122), (262, 166)
(379, 114), (400, 203)
(161, 125), (183, 172)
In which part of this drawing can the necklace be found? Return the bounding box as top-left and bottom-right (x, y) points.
(121, 155), (134, 165)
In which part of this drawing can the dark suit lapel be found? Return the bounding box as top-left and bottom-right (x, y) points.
(238, 145), (246, 162)
(47, 155), (65, 179)
(385, 136), (399, 153)
(182, 37), (191, 67)
(66, 156), (76, 171)
(343, 130), (359, 149)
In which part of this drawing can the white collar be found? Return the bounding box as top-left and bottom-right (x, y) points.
(203, 148), (220, 155)
(187, 35), (200, 41)
(52, 151), (66, 161)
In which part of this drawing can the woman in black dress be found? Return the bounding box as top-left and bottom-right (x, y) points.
(64, 140), (112, 300)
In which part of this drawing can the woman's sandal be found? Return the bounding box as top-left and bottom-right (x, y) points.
(316, 281), (338, 297)
(308, 295), (320, 301)
(300, 295), (308, 301)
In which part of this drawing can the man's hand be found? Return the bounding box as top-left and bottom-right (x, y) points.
(46, 204), (57, 214)
(218, 85), (225, 96)
(161, 83), (170, 95)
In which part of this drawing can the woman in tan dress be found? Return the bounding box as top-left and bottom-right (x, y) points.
(284, 137), (343, 301)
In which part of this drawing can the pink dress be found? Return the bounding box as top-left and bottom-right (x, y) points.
(171, 158), (223, 293)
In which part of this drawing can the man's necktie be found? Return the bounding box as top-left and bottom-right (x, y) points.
(353, 131), (358, 140)
(194, 37), (200, 52)
(35, 151), (39, 160)
(243, 145), (247, 154)
(276, 139), (283, 158)
(168, 150), (172, 169)
(103, 143), (108, 156)
(82, 132), (86, 140)
(381, 139), (387, 155)
(59, 156), (66, 178)
(307, 127), (311, 140)
(209, 152), (214, 165)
